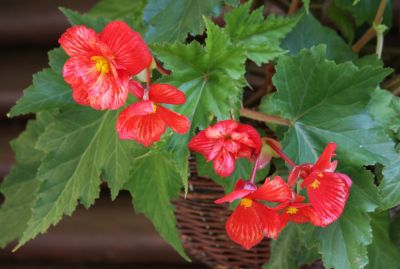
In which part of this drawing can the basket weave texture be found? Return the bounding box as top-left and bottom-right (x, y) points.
(174, 159), (270, 269)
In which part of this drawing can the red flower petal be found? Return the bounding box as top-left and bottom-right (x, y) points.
(302, 171), (350, 226)
(223, 139), (240, 154)
(249, 176), (293, 203)
(225, 200), (265, 250)
(313, 142), (336, 171)
(99, 21), (152, 76)
(116, 101), (166, 146)
(287, 164), (313, 187)
(128, 80), (144, 99)
(149, 84), (186, 104)
(231, 124), (262, 156)
(189, 131), (222, 161)
(156, 105), (190, 134)
(252, 201), (281, 239)
(59, 25), (102, 57)
(279, 204), (318, 232)
(63, 57), (128, 110)
(213, 149), (235, 177)
(204, 120), (239, 139)
(237, 146), (253, 159)
(214, 179), (256, 204)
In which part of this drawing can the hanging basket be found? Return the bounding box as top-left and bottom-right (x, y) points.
(174, 159), (270, 269)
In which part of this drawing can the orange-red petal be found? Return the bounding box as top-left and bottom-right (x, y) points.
(59, 25), (102, 57)
(226, 200), (280, 249)
(214, 179), (256, 204)
(249, 176), (293, 203)
(63, 57), (128, 110)
(116, 101), (167, 146)
(149, 84), (186, 104)
(156, 105), (190, 134)
(128, 80), (145, 99)
(99, 21), (152, 76)
(188, 131), (223, 161)
(226, 201), (265, 250)
(204, 120), (239, 139)
(302, 171), (350, 226)
(231, 124), (262, 156)
(213, 149), (236, 177)
(314, 142), (337, 171)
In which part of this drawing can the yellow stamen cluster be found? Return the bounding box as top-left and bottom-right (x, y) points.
(240, 198), (253, 208)
(310, 179), (321, 189)
(152, 103), (157, 113)
(91, 56), (110, 74)
(286, 206), (298, 215)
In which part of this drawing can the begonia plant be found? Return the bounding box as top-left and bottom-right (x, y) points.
(1, 0), (400, 268)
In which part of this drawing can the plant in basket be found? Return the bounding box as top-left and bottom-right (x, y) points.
(1, 0), (400, 269)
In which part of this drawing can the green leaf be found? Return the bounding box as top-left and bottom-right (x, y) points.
(143, 0), (223, 43)
(261, 46), (394, 269)
(89, 0), (146, 19)
(366, 212), (400, 269)
(16, 107), (139, 248)
(315, 204), (372, 269)
(335, 0), (393, 27)
(153, 18), (246, 129)
(125, 149), (189, 260)
(8, 69), (75, 117)
(390, 214), (400, 248)
(303, 0), (310, 12)
(368, 88), (400, 134)
(261, 45), (393, 167)
(197, 154), (269, 193)
(0, 113), (50, 247)
(153, 18), (246, 191)
(88, 0), (147, 32)
(281, 13), (356, 63)
(60, 7), (108, 32)
(48, 48), (68, 75)
(367, 89), (400, 209)
(224, 2), (299, 65)
(343, 166), (381, 212)
(263, 224), (319, 269)
(380, 156), (400, 209)
(327, 1), (356, 43)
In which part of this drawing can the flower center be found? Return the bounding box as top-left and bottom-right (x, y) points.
(152, 103), (157, 113)
(286, 206), (298, 215)
(310, 179), (321, 189)
(240, 198), (253, 208)
(91, 56), (110, 74)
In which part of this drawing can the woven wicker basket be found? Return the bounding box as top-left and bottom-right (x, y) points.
(174, 159), (270, 269)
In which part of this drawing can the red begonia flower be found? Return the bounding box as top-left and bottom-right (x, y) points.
(302, 171), (351, 226)
(116, 83), (190, 146)
(288, 143), (352, 226)
(215, 176), (292, 249)
(276, 195), (321, 232)
(189, 120), (262, 177)
(59, 21), (152, 110)
(225, 198), (279, 249)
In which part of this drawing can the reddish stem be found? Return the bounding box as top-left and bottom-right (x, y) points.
(249, 156), (260, 184)
(265, 140), (296, 168)
(156, 60), (172, 75)
(143, 67), (151, 100)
